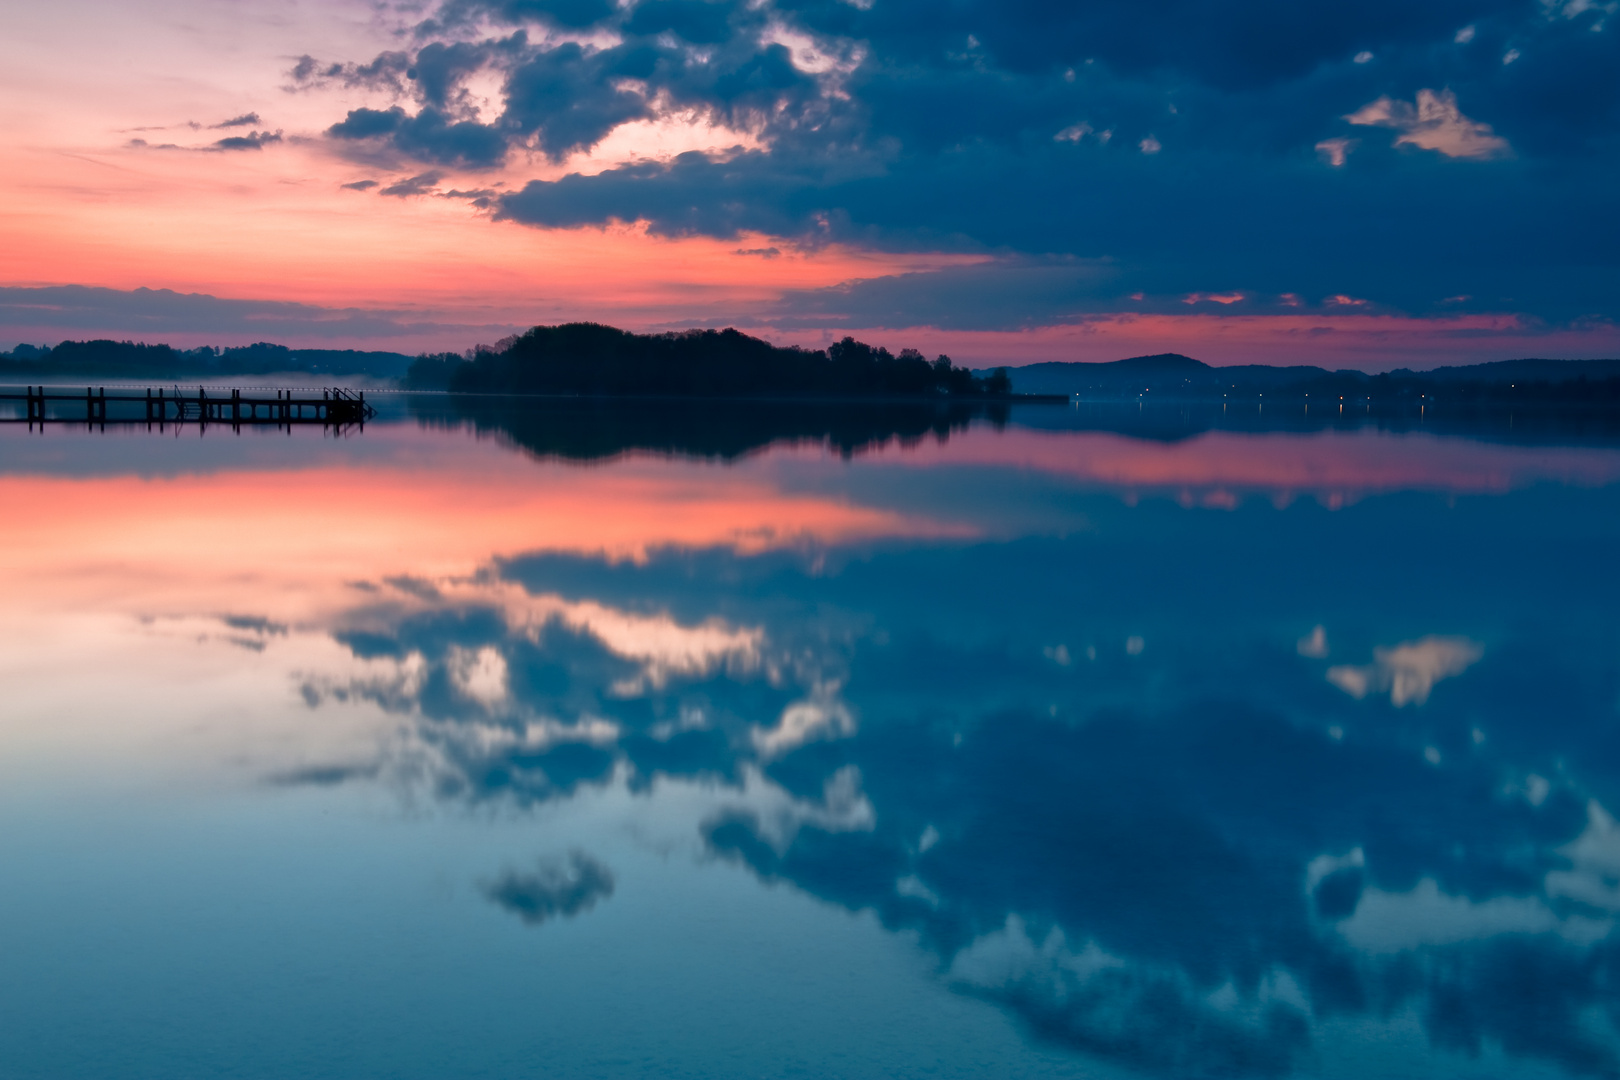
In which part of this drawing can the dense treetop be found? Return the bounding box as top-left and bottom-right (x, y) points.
(405, 323), (1014, 398)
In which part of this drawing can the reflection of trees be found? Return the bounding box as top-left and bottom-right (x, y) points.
(293, 544), (1620, 1079)
(406, 394), (1620, 460)
(408, 395), (1009, 462)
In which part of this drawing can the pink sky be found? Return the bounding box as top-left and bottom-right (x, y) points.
(2, 0), (1615, 369)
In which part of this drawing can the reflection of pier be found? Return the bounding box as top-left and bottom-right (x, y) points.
(2, 386), (374, 429)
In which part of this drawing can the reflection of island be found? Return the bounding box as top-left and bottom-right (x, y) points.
(409, 393), (1011, 461)
(406, 393), (1620, 468)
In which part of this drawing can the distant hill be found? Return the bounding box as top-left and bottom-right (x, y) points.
(996, 354), (1620, 403)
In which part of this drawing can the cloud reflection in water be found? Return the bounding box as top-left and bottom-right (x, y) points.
(277, 516), (1620, 1078)
(8, 415), (1620, 1077)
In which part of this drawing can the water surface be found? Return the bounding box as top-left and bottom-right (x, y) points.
(2, 400), (1618, 1079)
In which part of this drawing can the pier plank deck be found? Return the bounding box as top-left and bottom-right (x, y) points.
(1, 386), (374, 428)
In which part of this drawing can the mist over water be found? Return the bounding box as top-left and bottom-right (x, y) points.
(2, 400), (1618, 1079)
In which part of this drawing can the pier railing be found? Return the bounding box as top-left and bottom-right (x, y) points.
(0, 386), (375, 429)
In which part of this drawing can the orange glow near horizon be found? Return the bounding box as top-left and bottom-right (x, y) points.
(0, 437), (971, 623)
(6, 419), (1619, 629)
(0, 142), (983, 349)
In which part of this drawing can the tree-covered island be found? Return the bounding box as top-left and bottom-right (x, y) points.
(404, 323), (1015, 397)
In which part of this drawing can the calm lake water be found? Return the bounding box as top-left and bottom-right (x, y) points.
(3, 397), (1620, 1079)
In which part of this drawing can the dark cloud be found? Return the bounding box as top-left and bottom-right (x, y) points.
(501, 43), (653, 160)
(329, 107), (406, 139)
(211, 113), (262, 128)
(289, 51), (412, 94)
(481, 850), (616, 925)
(220, 614), (289, 636)
(287, 0), (1618, 324)
(341, 179), (379, 190)
(430, 0), (617, 33)
(212, 129), (281, 151)
(329, 107), (506, 168)
(624, 0), (736, 45)
(379, 171), (445, 197)
(440, 187), (498, 208)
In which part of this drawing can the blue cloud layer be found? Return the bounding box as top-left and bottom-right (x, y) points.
(291, 0), (1620, 326)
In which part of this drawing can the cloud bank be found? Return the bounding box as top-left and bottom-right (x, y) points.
(276, 0), (1620, 328)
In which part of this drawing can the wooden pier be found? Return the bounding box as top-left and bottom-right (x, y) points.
(1, 386), (374, 429)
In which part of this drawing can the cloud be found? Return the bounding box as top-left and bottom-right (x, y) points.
(1346, 89), (1512, 159)
(211, 113), (262, 128)
(212, 130), (282, 151)
(263, 0), (1620, 327)
(328, 107), (506, 169)
(1314, 137), (1356, 166)
(1326, 635), (1484, 706)
(379, 172), (444, 197)
(481, 850), (616, 925)
(248, 515), (1620, 1078)
(949, 918), (1309, 1077)
(751, 682), (856, 758)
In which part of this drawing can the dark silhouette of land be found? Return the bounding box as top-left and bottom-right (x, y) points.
(0, 340), (412, 379)
(5, 328), (1616, 408)
(1004, 352), (1620, 404)
(409, 394), (1008, 462)
(405, 323), (1015, 398)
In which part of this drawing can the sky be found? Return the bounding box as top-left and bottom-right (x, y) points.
(1, 0), (1617, 368)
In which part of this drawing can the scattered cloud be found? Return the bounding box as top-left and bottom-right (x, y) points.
(379, 172), (444, 197)
(1346, 89), (1511, 160)
(212, 129), (282, 151)
(481, 850), (616, 925)
(1314, 137), (1356, 167)
(1327, 635), (1484, 706)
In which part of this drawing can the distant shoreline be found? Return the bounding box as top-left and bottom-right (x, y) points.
(5, 327), (1617, 407)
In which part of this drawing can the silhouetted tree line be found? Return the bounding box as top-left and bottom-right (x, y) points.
(0, 340), (412, 378)
(405, 323), (1015, 398)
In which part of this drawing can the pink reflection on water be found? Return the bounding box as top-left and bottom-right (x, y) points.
(856, 425), (1620, 505)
